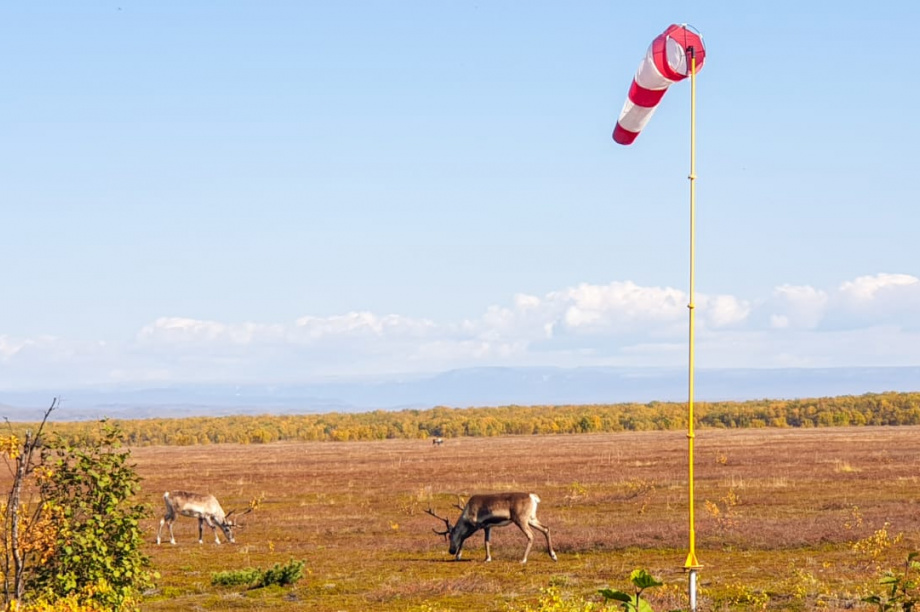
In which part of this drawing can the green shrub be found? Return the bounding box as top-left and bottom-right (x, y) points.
(32, 420), (153, 610)
(210, 568), (262, 587)
(211, 559), (305, 589)
(863, 552), (920, 611)
(257, 559), (305, 587)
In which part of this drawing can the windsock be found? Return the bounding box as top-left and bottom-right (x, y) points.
(612, 24), (706, 145)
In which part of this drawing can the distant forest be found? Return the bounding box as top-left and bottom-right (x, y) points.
(8, 391), (918, 446)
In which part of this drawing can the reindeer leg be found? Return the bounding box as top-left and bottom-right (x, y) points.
(157, 518), (175, 545)
(161, 518), (177, 545)
(159, 503), (177, 545)
(515, 521), (535, 564)
(159, 494), (173, 545)
(529, 518), (558, 561)
(207, 516), (221, 544)
(483, 527), (493, 562)
(198, 517), (205, 544)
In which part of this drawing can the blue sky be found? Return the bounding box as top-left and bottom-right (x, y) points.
(1, 1), (918, 390)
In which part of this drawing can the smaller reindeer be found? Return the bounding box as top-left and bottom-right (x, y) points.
(427, 492), (557, 563)
(432, 437), (444, 446)
(157, 491), (245, 545)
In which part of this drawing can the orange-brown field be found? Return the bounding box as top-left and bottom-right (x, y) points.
(132, 426), (920, 611)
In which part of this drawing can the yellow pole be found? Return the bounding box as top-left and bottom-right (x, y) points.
(684, 51), (701, 574)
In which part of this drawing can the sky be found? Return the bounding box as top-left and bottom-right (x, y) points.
(1, 1), (918, 391)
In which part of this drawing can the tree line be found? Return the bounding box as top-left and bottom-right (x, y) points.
(7, 391), (920, 447)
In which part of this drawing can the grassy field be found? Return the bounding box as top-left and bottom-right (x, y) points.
(131, 426), (920, 611)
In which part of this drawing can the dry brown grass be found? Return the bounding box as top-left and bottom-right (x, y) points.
(92, 427), (920, 609)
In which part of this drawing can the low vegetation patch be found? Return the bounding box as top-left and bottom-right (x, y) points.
(211, 559), (305, 589)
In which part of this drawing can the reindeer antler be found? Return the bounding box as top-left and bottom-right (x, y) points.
(226, 494), (264, 521)
(225, 506), (249, 519)
(453, 494), (467, 512)
(425, 505), (452, 539)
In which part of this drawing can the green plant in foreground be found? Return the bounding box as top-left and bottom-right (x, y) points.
(33, 420), (153, 611)
(599, 569), (664, 612)
(863, 552), (920, 611)
(211, 559), (306, 589)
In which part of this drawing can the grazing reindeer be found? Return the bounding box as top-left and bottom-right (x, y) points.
(157, 491), (245, 545)
(427, 492), (557, 563)
(432, 437), (444, 446)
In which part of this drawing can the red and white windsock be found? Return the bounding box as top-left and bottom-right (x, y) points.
(612, 24), (706, 145)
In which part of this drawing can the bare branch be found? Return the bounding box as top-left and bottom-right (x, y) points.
(3, 397), (59, 601)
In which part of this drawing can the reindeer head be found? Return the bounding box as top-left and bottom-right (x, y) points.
(426, 502), (476, 557)
(222, 499), (258, 544)
(425, 506), (453, 542)
(217, 515), (237, 544)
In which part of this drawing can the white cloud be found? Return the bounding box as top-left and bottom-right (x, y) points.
(0, 335), (41, 360)
(0, 334), (87, 363)
(293, 312), (435, 340)
(766, 284), (829, 330)
(0, 273), (919, 390)
(137, 317), (285, 346)
(555, 281), (685, 332)
(514, 293), (541, 310)
(839, 273), (918, 302)
(700, 294), (751, 328)
(832, 273), (920, 329)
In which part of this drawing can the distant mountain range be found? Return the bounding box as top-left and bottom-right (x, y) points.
(1, 366), (918, 422)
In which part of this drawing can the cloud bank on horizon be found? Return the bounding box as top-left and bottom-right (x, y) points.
(1, 272), (917, 391)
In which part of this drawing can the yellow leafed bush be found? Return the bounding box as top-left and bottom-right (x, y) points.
(5, 594), (112, 612)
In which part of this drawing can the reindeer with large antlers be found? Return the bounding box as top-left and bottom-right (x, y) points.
(426, 492), (558, 563)
(156, 491), (253, 545)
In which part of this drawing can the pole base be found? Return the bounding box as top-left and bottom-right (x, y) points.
(683, 551), (702, 570)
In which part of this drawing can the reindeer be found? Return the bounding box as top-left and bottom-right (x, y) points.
(426, 492), (557, 563)
(432, 437), (444, 446)
(156, 491), (248, 545)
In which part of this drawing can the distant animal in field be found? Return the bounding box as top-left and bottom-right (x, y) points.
(432, 437), (444, 446)
(426, 492), (557, 563)
(156, 491), (248, 545)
